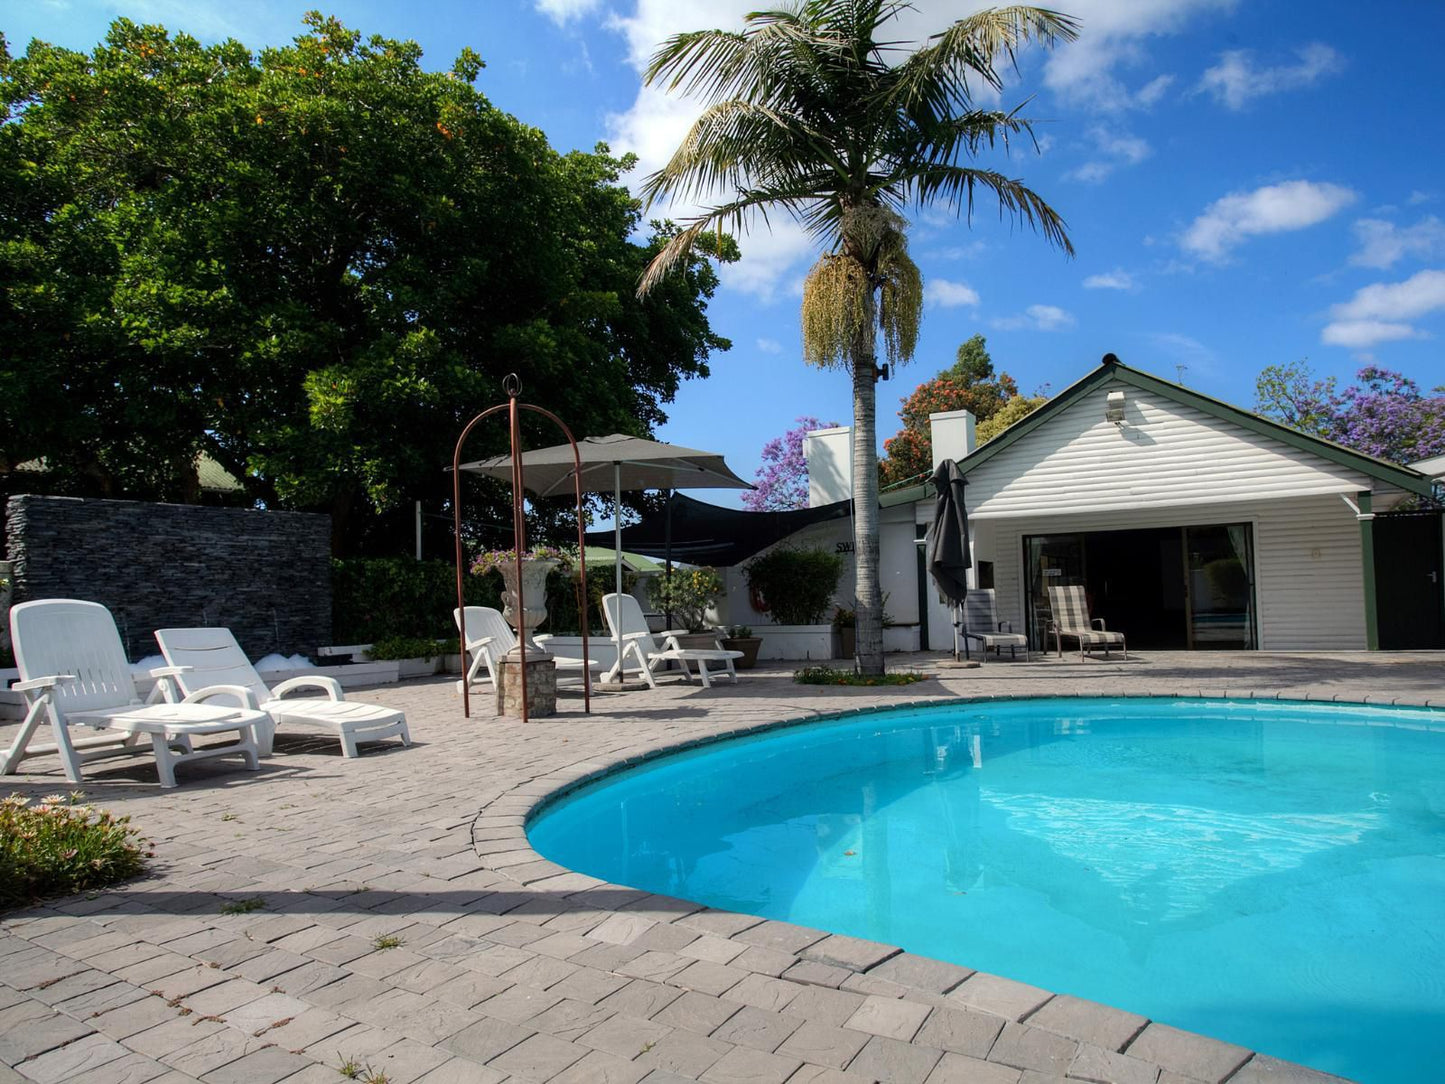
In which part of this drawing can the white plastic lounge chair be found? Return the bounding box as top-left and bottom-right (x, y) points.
(962, 589), (1030, 661)
(153, 627), (410, 758)
(602, 593), (742, 689)
(453, 607), (600, 692)
(1047, 584), (1127, 661)
(3, 600), (265, 788)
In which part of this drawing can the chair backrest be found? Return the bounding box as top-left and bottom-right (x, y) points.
(154, 627), (270, 701)
(602, 594), (657, 651)
(962, 589), (1001, 632)
(1048, 584), (1091, 631)
(11, 599), (141, 713)
(454, 606), (516, 654)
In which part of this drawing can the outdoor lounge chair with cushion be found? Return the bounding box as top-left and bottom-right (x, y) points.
(4, 600), (266, 788)
(1047, 584), (1127, 661)
(601, 593), (742, 689)
(962, 589), (1030, 661)
(154, 627), (410, 758)
(453, 606), (602, 691)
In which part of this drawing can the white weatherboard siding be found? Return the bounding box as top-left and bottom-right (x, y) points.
(963, 379), (1372, 518)
(919, 379), (1376, 651)
(960, 497), (1366, 651)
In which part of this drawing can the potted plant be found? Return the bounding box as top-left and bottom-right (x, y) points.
(471, 545), (572, 652)
(647, 566), (724, 647)
(720, 625), (763, 668)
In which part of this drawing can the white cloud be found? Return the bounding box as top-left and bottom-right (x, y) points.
(1320, 321), (1425, 348)
(1322, 268), (1445, 348)
(1181, 180), (1356, 262)
(1198, 43), (1344, 110)
(535, 0), (605, 25)
(1408, 191), (1434, 206)
(1039, 0), (1237, 112)
(1134, 74), (1175, 107)
(1083, 269), (1135, 290)
(756, 337), (783, 354)
(926, 279), (981, 308)
(991, 304), (1076, 331)
(1065, 126), (1151, 183)
(1349, 217), (1445, 269)
(1331, 269), (1445, 322)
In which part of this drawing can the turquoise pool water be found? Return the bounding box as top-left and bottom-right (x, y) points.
(527, 697), (1445, 1083)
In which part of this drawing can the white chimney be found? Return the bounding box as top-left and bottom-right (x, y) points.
(804, 425), (851, 507)
(929, 409), (976, 473)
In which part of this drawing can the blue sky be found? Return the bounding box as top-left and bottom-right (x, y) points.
(9, 1), (1445, 506)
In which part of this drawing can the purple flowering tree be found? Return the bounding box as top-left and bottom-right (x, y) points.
(1255, 362), (1445, 464)
(742, 416), (840, 511)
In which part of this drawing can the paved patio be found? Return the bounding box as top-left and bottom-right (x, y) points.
(3, 650), (1442, 1084)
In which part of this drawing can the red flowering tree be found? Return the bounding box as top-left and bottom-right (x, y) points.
(879, 335), (1020, 486)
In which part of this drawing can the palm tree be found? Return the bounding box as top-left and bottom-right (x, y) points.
(637, 1), (1077, 674)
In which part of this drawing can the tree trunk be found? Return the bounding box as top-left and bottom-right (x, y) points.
(851, 287), (884, 676)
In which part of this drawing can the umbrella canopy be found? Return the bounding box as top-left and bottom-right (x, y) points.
(459, 433), (751, 497)
(925, 460), (970, 657)
(460, 434), (752, 674)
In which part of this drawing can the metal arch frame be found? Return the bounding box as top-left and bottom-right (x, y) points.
(452, 375), (590, 720)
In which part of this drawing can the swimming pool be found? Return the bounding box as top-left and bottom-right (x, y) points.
(527, 697), (1445, 1083)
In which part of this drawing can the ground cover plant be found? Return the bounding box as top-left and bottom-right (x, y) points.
(0, 793), (151, 910)
(794, 666), (930, 687)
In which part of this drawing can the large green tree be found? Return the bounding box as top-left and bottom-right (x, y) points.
(635, 0), (1074, 673)
(0, 16), (730, 551)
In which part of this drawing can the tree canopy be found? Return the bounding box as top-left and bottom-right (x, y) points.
(879, 334), (1029, 485)
(0, 15), (731, 552)
(634, 0), (1074, 673)
(742, 416), (840, 512)
(1254, 361), (1445, 465)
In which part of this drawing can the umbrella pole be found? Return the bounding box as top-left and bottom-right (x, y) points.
(614, 462), (623, 683)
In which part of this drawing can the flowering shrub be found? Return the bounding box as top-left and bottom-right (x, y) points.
(470, 546), (573, 577)
(1, 793), (152, 910)
(647, 567), (724, 632)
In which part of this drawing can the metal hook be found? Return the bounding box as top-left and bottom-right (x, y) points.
(503, 373), (522, 399)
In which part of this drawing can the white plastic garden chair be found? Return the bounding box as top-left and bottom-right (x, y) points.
(3, 600), (265, 789)
(454, 606), (601, 692)
(153, 627), (410, 758)
(601, 593), (742, 689)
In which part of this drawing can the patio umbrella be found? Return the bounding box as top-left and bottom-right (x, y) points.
(459, 433), (753, 670)
(925, 459), (971, 659)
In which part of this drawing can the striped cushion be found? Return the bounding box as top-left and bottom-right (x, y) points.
(1047, 585), (1125, 643)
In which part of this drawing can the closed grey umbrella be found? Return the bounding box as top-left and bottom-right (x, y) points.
(460, 434), (753, 674)
(925, 460), (971, 659)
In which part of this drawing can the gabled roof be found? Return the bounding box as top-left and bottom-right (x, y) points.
(953, 354), (1435, 499)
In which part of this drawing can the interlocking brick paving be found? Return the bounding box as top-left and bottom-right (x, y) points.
(6, 648), (1441, 1083)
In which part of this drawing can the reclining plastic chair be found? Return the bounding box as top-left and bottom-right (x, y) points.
(602, 593), (742, 689)
(154, 627), (410, 758)
(4, 600), (265, 788)
(453, 606), (600, 693)
(1047, 584), (1127, 661)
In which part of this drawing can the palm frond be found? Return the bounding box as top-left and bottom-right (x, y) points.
(905, 163), (1074, 255)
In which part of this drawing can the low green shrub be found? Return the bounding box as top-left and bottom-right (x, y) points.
(793, 667), (930, 687)
(745, 547), (844, 625)
(332, 558), (500, 642)
(366, 635), (442, 661)
(1, 793), (151, 911)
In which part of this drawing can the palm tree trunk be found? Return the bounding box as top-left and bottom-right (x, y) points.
(851, 286), (884, 676)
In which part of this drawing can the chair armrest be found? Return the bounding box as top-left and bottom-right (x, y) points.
(660, 628), (691, 638)
(11, 674), (72, 693)
(997, 621), (1014, 632)
(1091, 617), (1108, 631)
(269, 675), (344, 701)
(179, 684), (262, 709)
(534, 634), (554, 645)
(620, 631), (653, 643)
(148, 665), (192, 678)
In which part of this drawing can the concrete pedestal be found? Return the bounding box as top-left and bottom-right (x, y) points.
(496, 651), (558, 718)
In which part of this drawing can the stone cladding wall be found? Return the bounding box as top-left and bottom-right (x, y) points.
(6, 494), (330, 661)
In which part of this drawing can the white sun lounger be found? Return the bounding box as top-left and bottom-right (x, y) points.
(602, 593), (742, 689)
(154, 627), (410, 758)
(4, 600), (265, 788)
(453, 606), (601, 693)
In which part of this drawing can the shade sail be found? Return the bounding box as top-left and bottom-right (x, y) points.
(585, 493), (854, 568)
(458, 433), (752, 497)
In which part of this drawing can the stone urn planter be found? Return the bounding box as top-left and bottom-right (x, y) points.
(498, 557), (559, 655)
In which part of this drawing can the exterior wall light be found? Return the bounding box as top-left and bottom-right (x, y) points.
(1105, 390), (1126, 426)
